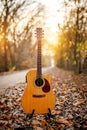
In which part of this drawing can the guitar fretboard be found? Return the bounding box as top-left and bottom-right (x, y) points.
(37, 40), (42, 78)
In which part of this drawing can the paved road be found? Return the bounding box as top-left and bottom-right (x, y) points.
(0, 67), (52, 92)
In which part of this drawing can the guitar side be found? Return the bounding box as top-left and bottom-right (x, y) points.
(21, 69), (56, 114)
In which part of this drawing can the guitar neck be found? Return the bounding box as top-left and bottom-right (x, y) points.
(37, 40), (42, 78)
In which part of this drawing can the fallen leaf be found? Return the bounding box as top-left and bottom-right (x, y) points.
(32, 119), (41, 126)
(4, 115), (11, 120)
(33, 126), (43, 130)
(74, 99), (85, 106)
(42, 120), (48, 127)
(56, 117), (73, 126)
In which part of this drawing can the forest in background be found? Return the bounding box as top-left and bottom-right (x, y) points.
(54, 0), (87, 74)
(0, 0), (87, 74)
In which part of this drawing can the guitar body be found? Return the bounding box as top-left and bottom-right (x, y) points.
(21, 69), (55, 114)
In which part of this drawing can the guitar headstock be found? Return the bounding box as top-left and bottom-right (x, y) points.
(36, 28), (44, 40)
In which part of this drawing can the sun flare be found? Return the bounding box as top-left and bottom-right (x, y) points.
(41, 0), (64, 46)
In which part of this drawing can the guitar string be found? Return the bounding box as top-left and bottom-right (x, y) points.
(38, 39), (42, 96)
(36, 28), (43, 97)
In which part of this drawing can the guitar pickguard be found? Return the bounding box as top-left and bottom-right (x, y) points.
(42, 78), (50, 93)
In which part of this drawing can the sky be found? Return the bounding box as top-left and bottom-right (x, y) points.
(39, 0), (64, 45)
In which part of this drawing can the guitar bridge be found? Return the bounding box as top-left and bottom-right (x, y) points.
(32, 94), (46, 98)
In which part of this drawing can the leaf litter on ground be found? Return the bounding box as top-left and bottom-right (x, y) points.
(0, 67), (87, 130)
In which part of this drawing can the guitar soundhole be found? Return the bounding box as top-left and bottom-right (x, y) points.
(35, 78), (44, 87)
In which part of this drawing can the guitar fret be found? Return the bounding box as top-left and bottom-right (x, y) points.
(37, 39), (42, 78)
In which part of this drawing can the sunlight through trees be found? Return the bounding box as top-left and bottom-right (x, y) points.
(0, 0), (87, 74)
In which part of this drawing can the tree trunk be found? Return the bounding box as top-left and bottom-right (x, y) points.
(4, 39), (8, 71)
(83, 56), (87, 73)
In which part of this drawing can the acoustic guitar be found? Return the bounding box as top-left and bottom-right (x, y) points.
(21, 28), (55, 114)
